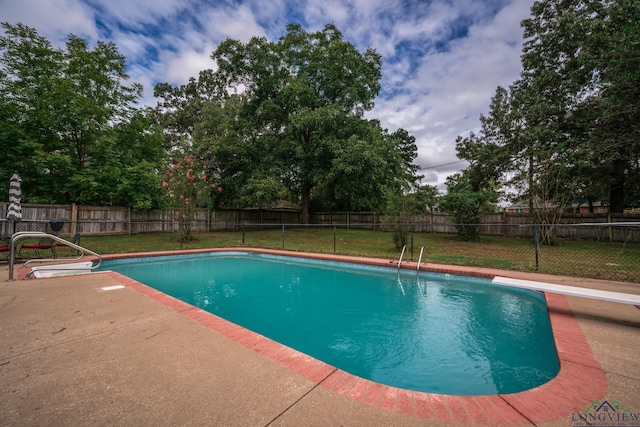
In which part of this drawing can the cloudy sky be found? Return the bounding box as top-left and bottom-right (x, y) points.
(1, 0), (535, 190)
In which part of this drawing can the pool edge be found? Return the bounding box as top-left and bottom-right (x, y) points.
(103, 248), (608, 426)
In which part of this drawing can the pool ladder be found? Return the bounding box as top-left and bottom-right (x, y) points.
(397, 245), (426, 295)
(398, 245), (426, 270)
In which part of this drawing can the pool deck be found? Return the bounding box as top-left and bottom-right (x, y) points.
(1, 248), (639, 426)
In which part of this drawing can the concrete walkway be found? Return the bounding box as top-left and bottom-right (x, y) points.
(1, 249), (639, 426)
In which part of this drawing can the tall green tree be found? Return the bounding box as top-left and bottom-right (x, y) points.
(0, 23), (63, 200)
(455, 0), (640, 229)
(0, 23), (164, 207)
(518, 0), (640, 214)
(198, 23), (419, 222)
(517, 0), (618, 222)
(577, 0), (640, 212)
(457, 81), (584, 243)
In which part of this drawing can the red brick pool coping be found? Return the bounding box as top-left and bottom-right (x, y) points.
(99, 248), (607, 425)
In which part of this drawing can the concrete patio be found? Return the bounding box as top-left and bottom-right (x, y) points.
(1, 250), (639, 426)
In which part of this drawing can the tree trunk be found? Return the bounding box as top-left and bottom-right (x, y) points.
(301, 184), (311, 225)
(609, 158), (625, 213)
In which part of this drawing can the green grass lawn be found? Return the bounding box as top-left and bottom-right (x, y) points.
(57, 228), (640, 283)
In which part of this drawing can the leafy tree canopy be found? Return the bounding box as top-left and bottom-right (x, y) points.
(0, 23), (166, 209)
(156, 23), (422, 221)
(454, 0), (640, 220)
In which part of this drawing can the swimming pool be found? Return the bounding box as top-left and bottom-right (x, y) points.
(101, 252), (559, 395)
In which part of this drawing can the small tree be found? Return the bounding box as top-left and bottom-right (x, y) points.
(163, 154), (221, 241)
(439, 173), (499, 241)
(384, 194), (412, 250)
(384, 185), (437, 250)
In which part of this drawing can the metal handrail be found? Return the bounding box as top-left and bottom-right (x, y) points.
(397, 245), (406, 269)
(417, 246), (425, 271)
(8, 232), (102, 281)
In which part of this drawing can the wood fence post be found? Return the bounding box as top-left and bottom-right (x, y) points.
(71, 203), (77, 236)
(502, 211), (508, 237)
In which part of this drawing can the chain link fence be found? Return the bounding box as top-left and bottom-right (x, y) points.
(2, 219), (639, 283)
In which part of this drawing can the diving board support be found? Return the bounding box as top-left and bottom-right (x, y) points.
(492, 276), (640, 306)
(397, 245), (406, 269)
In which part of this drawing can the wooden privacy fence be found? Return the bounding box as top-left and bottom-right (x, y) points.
(1, 203), (639, 242)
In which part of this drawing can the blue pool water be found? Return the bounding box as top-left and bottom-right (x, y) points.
(101, 252), (560, 395)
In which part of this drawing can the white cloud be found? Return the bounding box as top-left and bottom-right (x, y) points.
(368, 0), (534, 188)
(151, 4), (267, 86)
(393, 2), (457, 41)
(303, 0), (352, 30)
(197, 4), (266, 43)
(163, 46), (217, 85)
(0, 0), (97, 45)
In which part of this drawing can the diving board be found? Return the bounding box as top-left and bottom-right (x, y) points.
(492, 276), (640, 306)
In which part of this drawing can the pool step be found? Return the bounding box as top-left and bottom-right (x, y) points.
(30, 261), (95, 278)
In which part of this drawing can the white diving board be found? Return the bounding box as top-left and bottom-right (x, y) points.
(492, 276), (640, 306)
